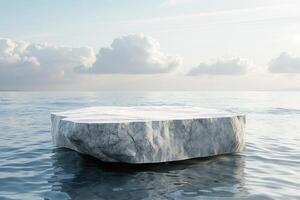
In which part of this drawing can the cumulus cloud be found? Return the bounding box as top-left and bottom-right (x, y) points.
(79, 34), (180, 74)
(0, 38), (95, 87)
(269, 52), (300, 73)
(187, 58), (248, 76)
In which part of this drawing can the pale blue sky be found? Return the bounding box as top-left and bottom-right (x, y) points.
(1, 0), (300, 90)
(2, 0), (299, 47)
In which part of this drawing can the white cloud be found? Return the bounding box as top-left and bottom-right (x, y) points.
(187, 58), (248, 76)
(269, 52), (300, 73)
(79, 34), (180, 74)
(0, 38), (95, 88)
(0, 35), (180, 89)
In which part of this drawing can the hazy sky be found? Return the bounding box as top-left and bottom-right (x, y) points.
(1, 0), (300, 90)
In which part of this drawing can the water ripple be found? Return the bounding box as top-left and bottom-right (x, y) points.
(0, 92), (300, 200)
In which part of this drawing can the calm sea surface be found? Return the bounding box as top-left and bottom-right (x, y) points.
(0, 91), (299, 200)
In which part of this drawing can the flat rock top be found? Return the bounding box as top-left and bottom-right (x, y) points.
(52, 106), (240, 123)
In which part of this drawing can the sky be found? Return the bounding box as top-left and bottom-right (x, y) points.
(1, 0), (300, 90)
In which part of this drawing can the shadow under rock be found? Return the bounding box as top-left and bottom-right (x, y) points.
(47, 148), (248, 200)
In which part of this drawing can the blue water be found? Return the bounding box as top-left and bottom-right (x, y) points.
(0, 91), (300, 200)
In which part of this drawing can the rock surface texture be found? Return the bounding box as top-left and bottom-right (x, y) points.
(51, 106), (245, 163)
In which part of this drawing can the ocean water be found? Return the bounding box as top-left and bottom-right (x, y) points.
(0, 91), (299, 200)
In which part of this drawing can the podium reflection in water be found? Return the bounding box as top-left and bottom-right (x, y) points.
(49, 148), (248, 199)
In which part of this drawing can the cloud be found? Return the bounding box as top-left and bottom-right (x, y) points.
(269, 52), (300, 74)
(0, 34), (179, 89)
(0, 38), (95, 88)
(187, 58), (248, 76)
(79, 34), (180, 74)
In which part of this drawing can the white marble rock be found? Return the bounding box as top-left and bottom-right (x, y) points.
(51, 106), (245, 163)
